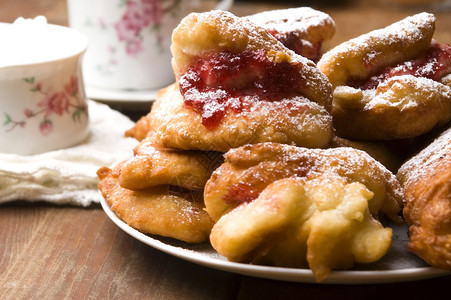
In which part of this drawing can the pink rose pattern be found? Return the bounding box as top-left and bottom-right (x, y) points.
(114, 0), (164, 56)
(3, 76), (88, 136)
(90, 0), (180, 74)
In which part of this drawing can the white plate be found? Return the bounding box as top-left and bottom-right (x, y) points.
(100, 196), (450, 284)
(85, 84), (159, 103)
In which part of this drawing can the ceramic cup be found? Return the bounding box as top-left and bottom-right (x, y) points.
(67, 0), (234, 93)
(0, 17), (90, 155)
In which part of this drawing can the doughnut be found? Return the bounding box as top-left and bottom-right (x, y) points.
(332, 75), (451, 140)
(149, 83), (333, 152)
(204, 142), (403, 223)
(147, 11), (334, 152)
(317, 13), (451, 140)
(317, 12), (436, 88)
(171, 10), (333, 111)
(246, 7), (335, 62)
(397, 126), (451, 270)
(129, 9), (335, 143)
(97, 167), (214, 243)
(210, 175), (393, 282)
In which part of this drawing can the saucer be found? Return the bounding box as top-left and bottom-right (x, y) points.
(85, 84), (161, 103)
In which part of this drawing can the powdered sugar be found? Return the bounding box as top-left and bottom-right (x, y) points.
(398, 126), (451, 187)
(350, 12), (434, 54)
(218, 142), (404, 220)
(247, 7), (334, 34)
(318, 12), (436, 87)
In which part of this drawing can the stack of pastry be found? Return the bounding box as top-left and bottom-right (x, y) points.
(98, 8), (451, 282)
(317, 12), (451, 141)
(98, 8), (337, 244)
(316, 11), (451, 274)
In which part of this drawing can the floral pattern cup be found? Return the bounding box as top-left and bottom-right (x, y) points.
(67, 0), (234, 92)
(0, 17), (89, 155)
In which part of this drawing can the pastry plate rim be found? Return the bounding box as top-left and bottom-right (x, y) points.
(100, 196), (450, 284)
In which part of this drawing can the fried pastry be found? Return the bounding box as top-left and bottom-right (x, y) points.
(327, 135), (402, 172)
(171, 10), (332, 109)
(204, 142), (403, 223)
(317, 13), (451, 140)
(149, 83), (333, 152)
(125, 114), (151, 141)
(397, 126), (451, 270)
(318, 12), (436, 88)
(116, 134), (223, 190)
(246, 7), (335, 62)
(210, 175), (393, 282)
(97, 167), (214, 243)
(124, 88), (168, 142)
(144, 11), (335, 152)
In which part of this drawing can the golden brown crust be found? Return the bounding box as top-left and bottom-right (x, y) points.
(332, 76), (451, 140)
(327, 135), (402, 172)
(317, 12), (435, 87)
(124, 114), (151, 141)
(210, 175), (393, 282)
(116, 135), (223, 190)
(317, 13), (451, 140)
(149, 84), (333, 152)
(204, 142), (403, 223)
(124, 88), (170, 141)
(397, 126), (451, 270)
(97, 167), (213, 243)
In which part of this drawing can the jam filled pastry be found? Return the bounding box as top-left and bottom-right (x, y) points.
(317, 13), (451, 140)
(205, 142), (403, 282)
(204, 142), (403, 223)
(246, 7), (335, 62)
(397, 126), (451, 270)
(148, 11), (334, 152)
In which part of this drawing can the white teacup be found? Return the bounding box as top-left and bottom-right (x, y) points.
(0, 17), (90, 155)
(67, 0), (234, 92)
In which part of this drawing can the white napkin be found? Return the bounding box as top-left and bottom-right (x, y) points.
(0, 100), (139, 206)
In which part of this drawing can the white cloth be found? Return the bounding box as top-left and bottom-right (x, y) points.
(0, 100), (138, 206)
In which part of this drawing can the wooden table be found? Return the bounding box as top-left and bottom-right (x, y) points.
(1, 1), (450, 299)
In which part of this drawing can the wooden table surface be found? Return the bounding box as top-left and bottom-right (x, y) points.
(1, 1), (450, 299)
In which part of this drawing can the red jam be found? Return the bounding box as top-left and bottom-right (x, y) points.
(347, 42), (451, 90)
(222, 167), (310, 206)
(223, 182), (261, 206)
(179, 49), (304, 130)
